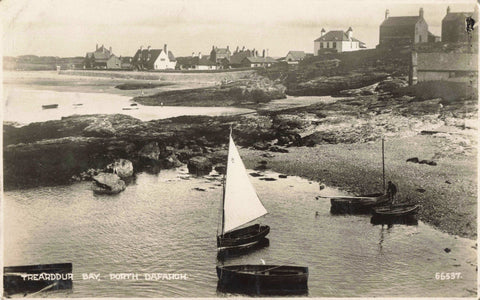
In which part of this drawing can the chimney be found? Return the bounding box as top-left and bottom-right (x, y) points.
(419, 7), (424, 18)
(199, 52), (202, 59)
(139, 45), (143, 52)
(256, 50), (259, 57)
(102, 44), (104, 53)
(192, 52), (195, 57)
(109, 46), (112, 53)
(385, 9), (389, 19)
(262, 49), (265, 57)
(164, 44), (167, 53)
(212, 45), (215, 50)
(347, 27), (353, 40)
(147, 45), (151, 51)
(242, 46), (245, 51)
(321, 28), (326, 37)
(96, 43), (98, 51)
(235, 46), (239, 53)
(446, 6), (450, 14)
(227, 45), (229, 51)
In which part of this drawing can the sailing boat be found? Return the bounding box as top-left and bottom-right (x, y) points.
(217, 132), (270, 249)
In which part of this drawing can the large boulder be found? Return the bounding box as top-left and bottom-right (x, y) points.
(163, 153), (183, 169)
(187, 156), (212, 176)
(92, 172), (126, 194)
(83, 118), (116, 137)
(139, 141), (160, 161)
(106, 159), (134, 179)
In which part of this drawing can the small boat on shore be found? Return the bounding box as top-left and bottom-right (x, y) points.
(122, 106), (139, 110)
(330, 193), (390, 214)
(42, 104), (59, 109)
(216, 264), (308, 295)
(373, 203), (420, 217)
(3, 263), (73, 296)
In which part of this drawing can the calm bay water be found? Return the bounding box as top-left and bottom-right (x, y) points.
(4, 167), (477, 297)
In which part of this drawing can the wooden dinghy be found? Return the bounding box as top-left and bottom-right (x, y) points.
(330, 193), (390, 214)
(42, 104), (59, 109)
(3, 263), (73, 296)
(217, 238), (269, 261)
(216, 264), (308, 295)
(373, 203), (420, 217)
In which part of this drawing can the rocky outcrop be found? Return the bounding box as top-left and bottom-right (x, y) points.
(106, 159), (134, 179)
(83, 118), (116, 137)
(139, 142), (160, 161)
(187, 156), (213, 176)
(92, 172), (126, 194)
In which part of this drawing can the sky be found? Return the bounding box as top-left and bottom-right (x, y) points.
(1, 0), (478, 58)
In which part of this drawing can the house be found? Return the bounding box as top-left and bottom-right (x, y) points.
(241, 56), (277, 68)
(84, 44), (115, 69)
(229, 47), (254, 68)
(428, 32), (441, 43)
(314, 27), (366, 55)
(120, 57), (133, 70)
(285, 51), (306, 64)
(410, 51), (478, 85)
(106, 55), (122, 69)
(132, 45), (176, 70)
(176, 53), (217, 70)
(442, 6), (479, 43)
(210, 46), (231, 66)
(379, 8), (430, 47)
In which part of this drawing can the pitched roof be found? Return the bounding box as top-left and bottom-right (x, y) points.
(177, 56), (215, 66)
(286, 51), (306, 60)
(417, 53), (478, 72)
(230, 50), (252, 64)
(215, 48), (230, 55)
(133, 49), (176, 67)
(443, 12), (475, 22)
(315, 30), (350, 42)
(243, 56), (277, 63)
(380, 16), (421, 27)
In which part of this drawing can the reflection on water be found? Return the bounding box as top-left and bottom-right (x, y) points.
(3, 168), (477, 297)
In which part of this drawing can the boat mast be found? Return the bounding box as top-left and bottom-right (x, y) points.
(221, 125), (233, 236)
(382, 137), (385, 192)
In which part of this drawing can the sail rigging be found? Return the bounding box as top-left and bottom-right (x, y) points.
(222, 134), (267, 234)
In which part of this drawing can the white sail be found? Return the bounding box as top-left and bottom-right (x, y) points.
(223, 135), (267, 233)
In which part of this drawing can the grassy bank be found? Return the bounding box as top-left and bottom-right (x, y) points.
(241, 135), (477, 239)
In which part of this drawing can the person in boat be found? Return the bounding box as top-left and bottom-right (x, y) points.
(387, 181), (397, 204)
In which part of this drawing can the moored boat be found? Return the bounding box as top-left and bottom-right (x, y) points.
(216, 264), (308, 295)
(217, 131), (270, 250)
(217, 238), (269, 261)
(330, 193), (390, 214)
(373, 203), (420, 217)
(42, 104), (59, 109)
(3, 263), (73, 296)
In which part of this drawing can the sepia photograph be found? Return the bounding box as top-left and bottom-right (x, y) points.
(1, 0), (478, 297)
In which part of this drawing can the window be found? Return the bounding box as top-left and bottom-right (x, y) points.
(160, 58), (166, 61)
(419, 35), (422, 43)
(333, 42), (336, 48)
(320, 43), (323, 49)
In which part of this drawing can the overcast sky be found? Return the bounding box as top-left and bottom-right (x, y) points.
(1, 0), (477, 57)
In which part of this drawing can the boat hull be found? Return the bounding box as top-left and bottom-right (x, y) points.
(373, 204), (420, 217)
(42, 104), (59, 109)
(217, 224), (270, 248)
(330, 193), (390, 214)
(216, 264), (308, 295)
(217, 238), (269, 261)
(3, 263), (73, 296)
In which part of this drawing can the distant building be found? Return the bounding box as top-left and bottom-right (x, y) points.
(428, 32), (441, 43)
(177, 53), (217, 70)
(241, 56), (277, 68)
(84, 44), (115, 69)
(442, 6), (479, 43)
(285, 51), (307, 64)
(106, 55), (122, 69)
(120, 57), (133, 70)
(314, 27), (366, 55)
(229, 47), (254, 68)
(410, 51), (478, 85)
(210, 46), (231, 66)
(132, 45), (176, 70)
(379, 8), (430, 47)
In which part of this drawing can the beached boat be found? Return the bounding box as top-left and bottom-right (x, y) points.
(330, 193), (390, 214)
(217, 132), (270, 249)
(216, 264), (308, 295)
(122, 106), (139, 110)
(42, 104), (59, 109)
(373, 203), (420, 217)
(3, 263), (72, 296)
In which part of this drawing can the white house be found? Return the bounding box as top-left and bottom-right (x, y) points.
(133, 44), (176, 70)
(314, 27), (366, 55)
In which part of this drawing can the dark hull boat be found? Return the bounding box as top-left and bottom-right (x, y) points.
(42, 104), (59, 109)
(217, 224), (270, 248)
(216, 264), (308, 295)
(217, 238), (269, 261)
(330, 193), (390, 214)
(3, 263), (73, 296)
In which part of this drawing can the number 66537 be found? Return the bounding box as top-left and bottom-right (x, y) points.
(435, 272), (462, 280)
